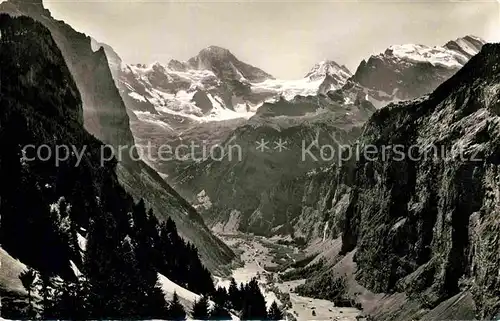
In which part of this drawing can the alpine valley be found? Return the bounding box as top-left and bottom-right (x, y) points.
(0, 1), (498, 321)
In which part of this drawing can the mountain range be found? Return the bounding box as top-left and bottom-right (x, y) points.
(102, 35), (483, 235)
(101, 34), (484, 125)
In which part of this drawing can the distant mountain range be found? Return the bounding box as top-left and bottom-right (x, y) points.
(93, 34), (484, 235)
(96, 42), (356, 124)
(97, 35), (484, 126)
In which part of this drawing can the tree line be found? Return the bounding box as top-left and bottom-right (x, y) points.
(13, 198), (286, 320)
(11, 198), (215, 319)
(17, 267), (286, 320)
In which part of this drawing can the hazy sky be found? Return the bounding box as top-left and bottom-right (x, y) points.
(37, 0), (500, 78)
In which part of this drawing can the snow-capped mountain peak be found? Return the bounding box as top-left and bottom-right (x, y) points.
(347, 34), (486, 108)
(101, 35), (484, 127)
(380, 35), (485, 69)
(150, 61), (168, 73)
(301, 60), (352, 95)
(305, 60), (352, 81)
(187, 45), (273, 83)
(383, 43), (464, 68)
(197, 45), (233, 58)
(188, 46), (235, 70)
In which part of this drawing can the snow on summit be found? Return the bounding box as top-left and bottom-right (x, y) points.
(386, 43), (467, 68)
(114, 46), (353, 123)
(348, 35), (485, 108)
(102, 37), (483, 126)
(305, 60), (352, 81)
(251, 60), (351, 101)
(382, 35), (485, 69)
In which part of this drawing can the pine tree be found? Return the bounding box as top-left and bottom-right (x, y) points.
(84, 213), (127, 318)
(184, 243), (215, 295)
(241, 278), (267, 320)
(191, 296), (210, 320)
(228, 277), (241, 311)
(18, 268), (36, 317)
(156, 217), (215, 298)
(74, 274), (92, 318)
(168, 291), (186, 320)
(50, 278), (88, 319)
(267, 301), (284, 320)
(210, 303), (232, 320)
(212, 286), (229, 308)
(35, 273), (54, 319)
(132, 199), (148, 234)
(130, 201), (168, 318)
(84, 212), (168, 319)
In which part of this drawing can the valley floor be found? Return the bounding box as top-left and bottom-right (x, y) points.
(216, 234), (361, 321)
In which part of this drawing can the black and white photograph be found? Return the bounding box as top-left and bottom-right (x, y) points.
(0, 0), (499, 320)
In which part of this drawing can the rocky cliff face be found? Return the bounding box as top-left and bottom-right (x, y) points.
(0, 0), (234, 273)
(292, 164), (352, 241)
(0, 12), (131, 279)
(303, 43), (500, 320)
(2, 0), (134, 149)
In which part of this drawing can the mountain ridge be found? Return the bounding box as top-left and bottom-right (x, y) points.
(0, 0), (235, 274)
(295, 42), (500, 320)
(346, 35), (486, 107)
